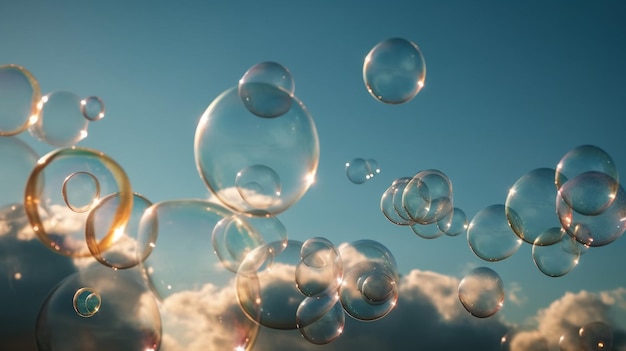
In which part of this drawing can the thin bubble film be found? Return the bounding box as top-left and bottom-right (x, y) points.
(458, 266), (504, 318)
(467, 204), (522, 262)
(0, 64), (41, 136)
(29, 91), (89, 147)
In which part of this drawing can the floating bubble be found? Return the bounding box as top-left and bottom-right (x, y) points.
(345, 158), (371, 184)
(467, 204), (522, 261)
(402, 169), (453, 224)
(195, 86), (319, 215)
(555, 145), (619, 216)
(297, 293), (345, 345)
(235, 164), (281, 209)
(363, 37), (426, 104)
(458, 266), (504, 318)
(532, 231), (581, 277)
(296, 237), (342, 296)
(29, 91), (89, 147)
(61, 171), (101, 213)
(579, 321), (612, 351)
(410, 221), (445, 239)
(366, 158), (381, 178)
(0, 137), (39, 217)
(506, 168), (564, 245)
(557, 183), (626, 247)
(24, 147), (133, 257)
(238, 61), (295, 118)
(380, 178), (413, 225)
(86, 192), (152, 270)
(0, 64), (41, 136)
(559, 327), (584, 351)
(80, 96), (105, 121)
(36, 265), (161, 351)
(438, 207), (468, 237)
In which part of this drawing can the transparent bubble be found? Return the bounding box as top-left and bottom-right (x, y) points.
(402, 169), (453, 224)
(297, 293), (345, 345)
(195, 86), (319, 215)
(579, 321), (612, 351)
(438, 207), (468, 237)
(0, 137), (39, 217)
(72, 287), (101, 317)
(36, 265), (161, 351)
(366, 158), (381, 178)
(467, 204), (523, 261)
(380, 178), (414, 225)
(506, 168), (564, 245)
(212, 213), (287, 273)
(532, 231), (581, 277)
(86, 192), (152, 270)
(557, 183), (626, 247)
(296, 237), (342, 296)
(555, 145), (619, 216)
(80, 96), (105, 121)
(237, 240), (305, 330)
(235, 164), (281, 209)
(458, 266), (504, 318)
(238, 61), (294, 118)
(61, 171), (101, 213)
(346, 158), (371, 184)
(410, 221), (445, 239)
(559, 327), (584, 351)
(24, 147), (133, 257)
(0, 64), (41, 136)
(338, 239), (398, 274)
(363, 37), (426, 104)
(29, 91), (89, 147)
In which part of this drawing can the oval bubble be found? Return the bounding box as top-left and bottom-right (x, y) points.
(195, 86), (319, 215)
(438, 207), (468, 237)
(36, 265), (161, 351)
(0, 137), (39, 217)
(62, 171), (101, 213)
(238, 61), (294, 118)
(555, 145), (619, 216)
(458, 266), (504, 318)
(532, 231), (581, 277)
(235, 164), (281, 209)
(402, 169), (453, 224)
(467, 204), (522, 261)
(506, 168), (564, 245)
(380, 177), (414, 226)
(296, 237), (342, 296)
(346, 158), (371, 184)
(29, 91), (89, 147)
(363, 37), (426, 104)
(80, 96), (105, 121)
(24, 147), (133, 257)
(297, 293), (345, 345)
(579, 321), (612, 351)
(0, 64), (41, 136)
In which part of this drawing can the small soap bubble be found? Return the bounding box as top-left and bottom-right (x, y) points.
(238, 61), (294, 118)
(532, 231), (581, 277)
(410, 221), (445, 239)
(80, 96), (105, 121)
(0, 64), (41, 136)
(402, 169), (453, 224)
(296, 237), (342, 296)
(73, 287), (101, 318)
(29, 91), (89, 147)
(297, 294), (345, 345)
(380, 178), (413, 225)
(579, 321), (612, 351)
(346, 158), (371, 184)
(437, 207), (468, 237)
(62, 171), (101, 213)
(363, 37), (426, 104)
(467, 204), (522, 262)
(458, 266), (504, 318)
(235, 164), (282, 209)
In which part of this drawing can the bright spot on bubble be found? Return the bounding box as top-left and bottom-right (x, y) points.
(235, 164), (282, 210)
(29, 90), (89, 147)
(380, 177), (414, 226)
(458, 266), (504, 318)
(296, 293), (345, 345)
(238, 61), (294, 118)
(579, 321), (613, 351)
(80, 96), (105, 121)
(402, 169), (453, 225)
(0, 64), (42, 136)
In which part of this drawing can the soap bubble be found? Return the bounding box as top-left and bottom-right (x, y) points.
(579, 321), (612, 351)
(61, 171), (101, 213)
(380, 177), (414, 225)
(363, 37), (426, 104)
(238, 61), (295, 118)
(296, 237), (342, 296)
(235, 164), (281, 209)
(0, 64), (41, 136)
(467, 204), (522, 261)
(36, 265), (162, 351)
(0, 137), (39, 217)
(24, 147), (133, 257)
(532, 231), (581, 277)
(557, 183), (626, 247)
(437, 207), (468, 237)
(346, 158), (370, 184)
(80, 96), (105, 121)
(366, 158), (381, 178)
(506, 168), (564, 245)
(458, 266), (504, 318)
(29, 91), (89, 147)
(559, 327), (584, 351)
(297, 293), (345, 345)
(555, 145), (619, 216)
(195, 86), (319, 215)
(410, 221), (445, 239)
(402, 169), (453, 224)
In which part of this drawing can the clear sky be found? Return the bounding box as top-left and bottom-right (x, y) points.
(1, 1), (626, 350)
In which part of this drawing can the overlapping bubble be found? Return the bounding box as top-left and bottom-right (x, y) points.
(0, 64), (41, 136)
(458, 266), (504, 318)
(238, 61), (295, 118)
(345, 158), (380, 184)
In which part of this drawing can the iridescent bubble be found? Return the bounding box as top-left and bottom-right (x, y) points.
(296, 237), (342, 297)
(195, 86), (319, 215)
(458, 266), (504, 318)
(238, 61), (294, 118)
(438, 207), (468, 237)
(61, 171), (101, 213)
(36, 265), (161, 351)
(467, 204), (522, 261)
(0, 64), (41, 136)
(346, 158), (371, 184)
(86, 192), (152, 270)
(0, 137), (39, 217)
(80, 96), (105, 121)
(24, 147), (133, 257)
(506, 168), (564, 245)
(380, 178), (414, 225)
(579, 321), (612, 351)
(29, 91), (89, 147)
(363, 37), (426, 104)
(555, 145), (619, 216)
(402, 169), (453, 224)
(235, 164), (281, 209)
(532, 231), (581, 277)
(557, 183), (626, 247)
(410, 221), (445, 239)
(297, 293), (345, 345)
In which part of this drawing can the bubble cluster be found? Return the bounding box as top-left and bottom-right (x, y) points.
(345, 157), (381, 184)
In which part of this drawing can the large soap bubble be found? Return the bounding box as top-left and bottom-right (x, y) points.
(29, 91), (89, 147)
(467, 204), (522, 261)
(0, 64), (41, 136)
(458, 266), (504, 318)
(363, 37), (426, 104)
(238, 61), (295, 118)
(195, 86), (319, 215)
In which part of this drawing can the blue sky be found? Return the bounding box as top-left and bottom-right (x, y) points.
(1, 1), (626, 350)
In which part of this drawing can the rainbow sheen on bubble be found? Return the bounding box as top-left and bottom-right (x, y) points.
(0, 64), (41, 136)
(458, 266), (504, 318)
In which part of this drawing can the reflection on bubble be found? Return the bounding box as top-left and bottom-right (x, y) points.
(402, 169), (453, 224)
(195, 86), (319, 215)
(235, 164), (281, 209)
(80, 96), (105, 121)
(467, 204), (522, 262)
(297, 293), (345, 345)
(0, 64), (41, 136)
(0, 137), (39, 217)
(532, 231), (580, 277)
(579, 321), (612, 351)
(296, 237), (342, 297)
(29, 91), (89, 147)
(458, 266), (504, 318)
(72, 287), (101, 317)
(62, 171), (101, 213)
(363, 37), (426, 104)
